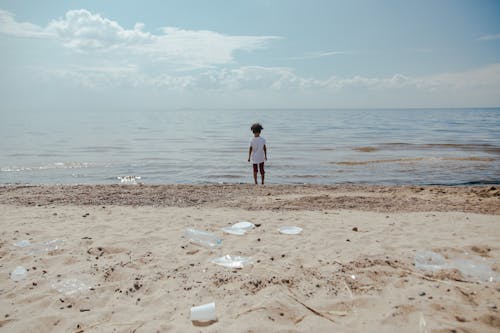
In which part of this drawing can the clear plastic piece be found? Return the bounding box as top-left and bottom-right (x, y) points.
(232, 221), (255, 230)
(185, 228), (222, 248)
(52, 278), (90, 295)
(222, 221), (255, 235)
(211, 255), (252, 268)
(10, 266), (27, 281)
(278, 226), (303, 235)
(450, 259), (498, 283)
(13, 240), (31, 248)
(190, 302), (217, 322)
(29, 239), (65, 255)
(222, 227), (247, 235)
(414, 250), (498, 283)
(414, 250), (447, 271)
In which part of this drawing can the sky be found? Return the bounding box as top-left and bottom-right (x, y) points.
(0, 0), (499, 111)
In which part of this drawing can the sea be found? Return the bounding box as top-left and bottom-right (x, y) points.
(1, 108), (499, 186)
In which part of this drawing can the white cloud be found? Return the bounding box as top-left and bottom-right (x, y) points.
(478, 33), (500, 41)
(0, 8), (278, 68)
(38, 64), (195, 90)
(288, 50), (354, 60)
(0, 9), (52, 38)
(38, 63), (500, 100)
(46, 9), (153, 50)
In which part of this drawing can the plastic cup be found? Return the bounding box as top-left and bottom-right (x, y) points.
(190, 302), (216, 322)
(11, 266), (27, 281)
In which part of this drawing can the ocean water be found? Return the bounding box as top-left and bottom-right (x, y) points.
(1, 108), (499, 185)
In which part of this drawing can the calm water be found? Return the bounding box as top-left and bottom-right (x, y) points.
(1, 108), (499, 185)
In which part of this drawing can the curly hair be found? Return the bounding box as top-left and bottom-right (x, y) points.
(250, 123), (264, 133)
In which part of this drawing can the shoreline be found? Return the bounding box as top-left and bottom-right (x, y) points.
(0, 184), (498, 214)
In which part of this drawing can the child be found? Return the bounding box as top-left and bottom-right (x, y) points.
(248, 123), (267, 185)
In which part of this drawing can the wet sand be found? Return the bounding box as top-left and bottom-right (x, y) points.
(0, 184), (499, 214)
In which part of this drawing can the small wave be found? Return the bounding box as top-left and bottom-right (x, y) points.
(282, 174), (330, 178)
(353, 147), (379, 152)
(333, 158), (425, 165)
(1, 162), (102, 172)
(206, 175), (242, 179)
(382, 143), (500, 154)
(332, 156), (495, 166)
(443, 157), (495, 162)
(118, 176), (141, 184)
(77, 146), (128, 153)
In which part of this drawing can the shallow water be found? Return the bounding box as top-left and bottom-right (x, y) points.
(1, 108), (499, 185)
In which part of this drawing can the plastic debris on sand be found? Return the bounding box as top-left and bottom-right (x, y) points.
(211, 255), (253, 268)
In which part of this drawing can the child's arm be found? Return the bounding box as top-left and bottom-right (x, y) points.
(248, 146), (252, 162)
(264, 145), (267, 160)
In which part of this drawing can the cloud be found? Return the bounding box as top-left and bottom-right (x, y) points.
(478, 33), (500, 41)
(37, 64), (195, 90)
(0, 9), (52, 37)
(0, 8), (278, 68)
(39, 63), (500, 104)
(288, 50), (355, 60)
(46, 9), (153, 50)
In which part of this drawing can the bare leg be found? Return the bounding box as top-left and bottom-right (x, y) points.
(261, 172), (265, 185)
(253, 171), (258, 184)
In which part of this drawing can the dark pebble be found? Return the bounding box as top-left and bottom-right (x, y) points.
(419, 292), (426, 296)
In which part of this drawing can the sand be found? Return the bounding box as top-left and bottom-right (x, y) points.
(0, 185), (499, 332)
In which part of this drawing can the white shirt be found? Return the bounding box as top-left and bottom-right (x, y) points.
(250, 136), (266, 164)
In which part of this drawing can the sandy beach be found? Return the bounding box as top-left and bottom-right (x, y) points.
(0, 185), (499, 332)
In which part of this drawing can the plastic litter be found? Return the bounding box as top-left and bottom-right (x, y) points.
(10, 266), (27, 281)
(278, 226), (303, 235)
(414, 250), (447, 271)
(232, 221), (255, 230)
(52, 278), (90, 295)
(222, 227), (247, 235)
(450, 258), (498, 283)
(414, 250), (498, 282)
(222, 221), (255, 235)
(190, 302), (217, 322)
(211, 255), (252, 268)
(13, 240), (31, 248)
(419, 313), (428, 333)
(29, 239), (65, 255)
(185, 228), (222, 248)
